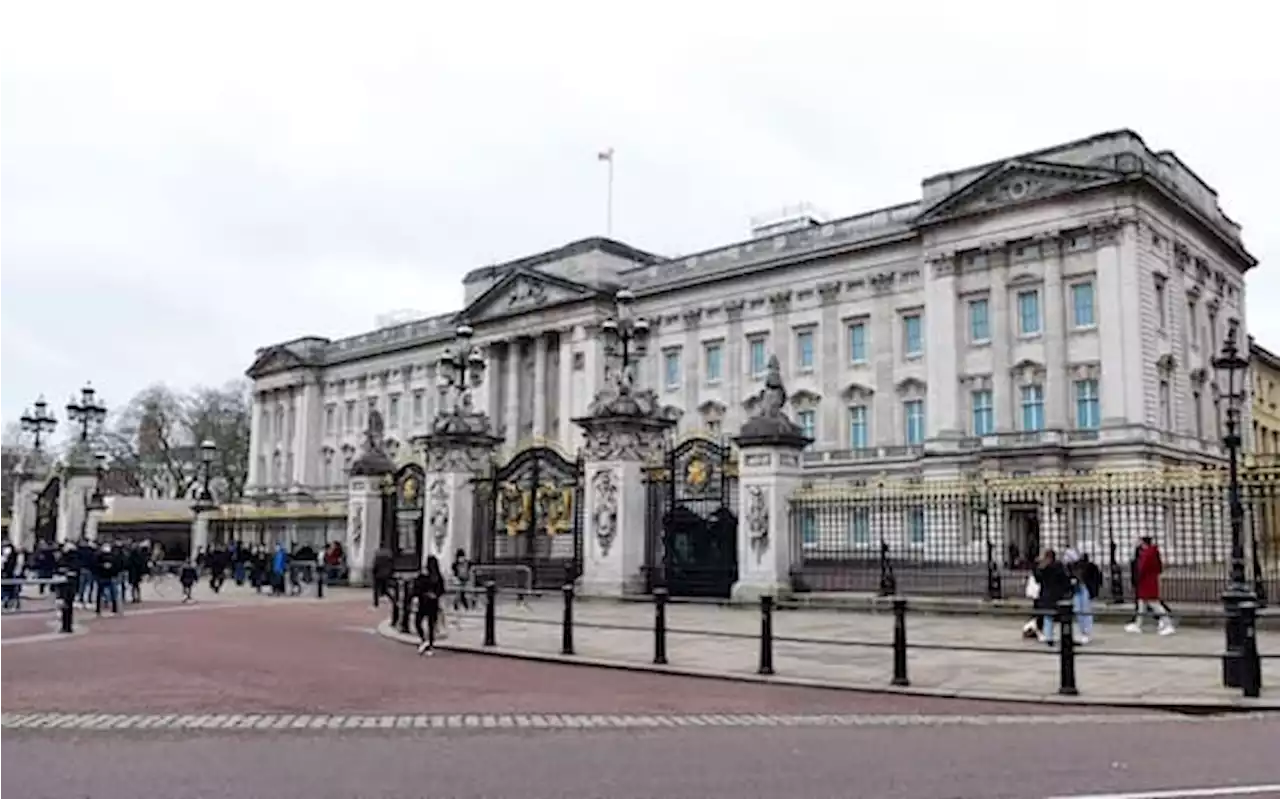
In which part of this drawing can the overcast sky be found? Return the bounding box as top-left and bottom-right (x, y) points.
(3, 1), (1278, 436)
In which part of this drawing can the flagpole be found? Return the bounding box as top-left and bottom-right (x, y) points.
(598, 147), (615, 237)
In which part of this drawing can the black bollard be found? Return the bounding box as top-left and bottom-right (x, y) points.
(1240, 600), (1262, 698)
(1057, 598), (1078, 696)
(758, 595), (775, 676)
(398, 580), (412, 636)
(561, 583), (575, 656)
(59, 578), (74, 634)
(316, 564), (325, 599)
(389, 579), (401, 628)
(891, 597), (910, 687)
(483, 581), (497, 647)
(653, 587), (668, 665)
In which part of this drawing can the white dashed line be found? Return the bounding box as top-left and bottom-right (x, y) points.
(4, 710), (1264, 734)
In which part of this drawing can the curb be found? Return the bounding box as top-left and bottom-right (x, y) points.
(375, 621), (1278, 714)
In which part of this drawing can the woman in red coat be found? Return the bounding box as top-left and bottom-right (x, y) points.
(1125, 536), (1176, 635)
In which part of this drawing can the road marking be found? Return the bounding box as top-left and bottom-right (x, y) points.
(1047, 786), (1280, 799)
(1, 711), (1270, 734)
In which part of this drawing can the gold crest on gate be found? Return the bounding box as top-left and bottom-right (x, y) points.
(402, 476), (418, 503)
(686, 458), (710, 490)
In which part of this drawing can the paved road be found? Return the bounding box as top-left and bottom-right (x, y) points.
(2, 594), (1109, 716)
(4, 715), (1278, 799)
(5, 591), (1279, 799)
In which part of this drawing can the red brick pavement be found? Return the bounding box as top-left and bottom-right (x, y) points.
(1, 598), (1131, 717)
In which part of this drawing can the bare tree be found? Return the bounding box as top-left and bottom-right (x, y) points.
(186, 381), (251, 502)
(100, 381), (251, 501)
(2, 422), (27, 514)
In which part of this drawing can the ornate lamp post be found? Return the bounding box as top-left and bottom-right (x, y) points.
(599, 288), (651, 391)
(65, 383), (107, 442)
(1211, 319), (1257, 689)
(193, 439), (218, 512)
(435, 323), (487, 414)
(19, 397), (58, 451)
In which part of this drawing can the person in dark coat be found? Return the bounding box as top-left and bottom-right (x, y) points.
(371, 548), (395, 608)
(93, 543), (122, 615)
(179, 558), (198, 603)
(412, 556), (447, 656)
(1032, 549), (1072, 645)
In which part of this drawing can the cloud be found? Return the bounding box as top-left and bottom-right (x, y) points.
(3, 0), (1278, 436)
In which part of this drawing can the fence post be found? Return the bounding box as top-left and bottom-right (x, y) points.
(483, 580), (497, 647)
(561, 582), (575, 656)
(59, 577), (74, 634)
(878, 541), (896, 597)
(891, 597), (910, 687)
(985, 539), (1001, 600)
(398, 579), (413, 635)
(653, 587), (668, 665)
(757, 595), (775, 676)
(1240, 600), (1262, 698)
(1057, 598), (1078, 696)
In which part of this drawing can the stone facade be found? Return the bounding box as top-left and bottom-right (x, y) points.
(246, 130), (1256, 503)
(1249, 337), (1280, 456)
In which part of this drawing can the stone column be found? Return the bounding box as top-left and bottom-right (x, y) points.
(558, 328), (575, 451)
(84, 506), (103, 542)
(924, 255), (959, 439)
(345, 417), (396, 585)
(57, 455), (98, 544)
(533, 334), (548, 440)
(576, 412), (674, 597)
(247, 391), (264, 490)
(191, 508), (213, 555)
(419, 427), (501, 567)
(989, 249), (1014, 432)
(1040, 233), (1068, 429)
(505, 340), (520, 450)
(818, 282), (841, 448)
(725, 300), (745, 433)
(731, 355), (810, 602)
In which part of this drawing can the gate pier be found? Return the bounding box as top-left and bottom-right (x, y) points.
(346, 411), (396, 585)
(731, 355), (812, 603)
(417, 414), (502, 567)
(577, 412), (674, 596)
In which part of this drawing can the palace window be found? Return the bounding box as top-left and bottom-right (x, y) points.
(1071, 282), (1095, 328)
(748, 337), (767, 377)
(796, 328), (815, 370)
(849, 405), (868, 449)
(972, 390), (994, 436)
(388, 394), (400, 429)
(968, 298), (990, 343)
(848, 321), (867, 363)
(1075, 379), (1100, 430)
(903, 314), (923, 357)
(1020, 384), (1045, 432)
(904, 399), (925, 445)
(663, 348), (682, 390)
(1017, 290), (1041, 335)
(797, 409), (816, 443)
(324, 404), (335, 435)
(704, 341), (723, 383)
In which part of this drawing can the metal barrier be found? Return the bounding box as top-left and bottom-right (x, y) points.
(471, 564), (533, 609)
(1, 576), (74, 633)
(470, 593), (1270, 701)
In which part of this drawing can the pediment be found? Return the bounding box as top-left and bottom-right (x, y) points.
(697, 399), (727, 418)
(789, 389), (822, 409)
(246, 346), (309, 379)
(461, 268), (600, 325)
(916, 159), (1121, 227)
(895, 377), (926, 395)
(841, 382), (876, 401)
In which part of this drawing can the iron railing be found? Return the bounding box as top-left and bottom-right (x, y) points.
(787, 468), (1280, 605)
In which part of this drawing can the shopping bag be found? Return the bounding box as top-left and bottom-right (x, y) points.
(1024, 574), (1041, 600)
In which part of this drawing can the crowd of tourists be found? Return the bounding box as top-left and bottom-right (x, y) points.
(1023, 534), (1175, 645)
(1, 538), (169, 613)
(191, 540), (346, 596)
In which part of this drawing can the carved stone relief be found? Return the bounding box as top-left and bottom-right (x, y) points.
(581, 425), (668, 462)
(745, 484), (769, 562)
(590, 468), (620, 557)
(427, 478), (449, 553)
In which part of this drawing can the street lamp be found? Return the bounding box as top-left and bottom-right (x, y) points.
(1210, 319), (1257, 689)
(436, 323), (487, 412)
(65, 383), (107, 442)
(599, 288), (651, 390)
(193, 439), (218, 512)
(19, 397), (58, 451)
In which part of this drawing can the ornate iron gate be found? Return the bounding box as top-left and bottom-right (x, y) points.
(385, 464), (424, 571)
(645, 437), (739, 598)
(35, 477), (60, 545)
(473, 446), (583, 590)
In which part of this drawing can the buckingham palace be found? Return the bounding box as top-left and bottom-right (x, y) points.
(246, 129), (1255, 502)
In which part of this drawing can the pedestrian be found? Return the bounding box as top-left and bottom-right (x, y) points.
(93, 543), (122, 615)
(1, 539), (21, 609)
(372, 548), (395, 608)
(451, 548), (473, 623)
(413, 555), (447, 656)
(179, 558), (198, 603)
(271, 542), (288, 596)
(126, 543), (147, 604)
(1032, 549), (1072, 645)
(1065, 549), (1101, 645)
(1126, 535), (1175, 635)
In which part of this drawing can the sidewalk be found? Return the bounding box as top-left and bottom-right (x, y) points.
(379, 597), (1279, 710)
